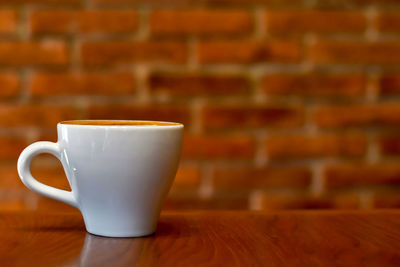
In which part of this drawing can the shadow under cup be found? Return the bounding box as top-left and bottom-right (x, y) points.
(17, 120), (184, 237)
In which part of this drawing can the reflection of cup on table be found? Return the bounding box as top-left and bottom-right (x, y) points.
(18, 120), (184, 237)
(79, 234), (144, 266)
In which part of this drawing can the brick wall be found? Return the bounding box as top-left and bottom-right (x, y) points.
(1, 0), (400, 211)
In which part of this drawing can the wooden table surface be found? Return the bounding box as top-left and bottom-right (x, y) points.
(1, 210), (400, 266)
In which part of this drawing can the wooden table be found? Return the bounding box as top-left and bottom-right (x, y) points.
(1, 210), (400, 266)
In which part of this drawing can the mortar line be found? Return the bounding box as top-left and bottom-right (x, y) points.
(310, 161), (324, 197)
(254, 6), (266, 39)
(135, 8), (150, 41)
(365, 5), (378, 41)
(198, 163), (214, 199)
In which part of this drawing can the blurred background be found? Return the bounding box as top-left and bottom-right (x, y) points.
(1, 0), (400, 212)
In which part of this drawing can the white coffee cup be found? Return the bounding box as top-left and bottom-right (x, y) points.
(17, 120), (184, 237)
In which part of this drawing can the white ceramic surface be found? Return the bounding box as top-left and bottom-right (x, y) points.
(17, 120), (184, 237)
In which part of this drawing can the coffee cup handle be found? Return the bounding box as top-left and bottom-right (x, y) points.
(17, 141), (78, 208)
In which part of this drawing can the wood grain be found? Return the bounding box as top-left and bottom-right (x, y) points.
(1, 210), (400, 266)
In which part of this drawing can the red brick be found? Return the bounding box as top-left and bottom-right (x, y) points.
(91, 0), (292, 3)
(81, 41), (186, 65)
(182, 134), (255, 159)
(0, 72), (19, 98)
(205, 0), (303, 4)
(0, 165), (23, 188)
(172, 165), (201, 189)
(265, 134), (367, 159)
(0, 136), (28, 160)
(266, 10), (365, 35)
(315, 0), (400, 5)
(0, 190), (27, 212)
(0, 10), (17, 34)
(325, 164), (400, 188)
(262, 73), (365, 97)
(313, 104), (400, 128)
(97, 0), (399, 4)
(213, 166), (311, 189)
(379, 135), (400, 156)
(92, 0), (195, 3)
(164, 192), (248, 210)
(31, 166), (71, 191)
(0, 0), (79, 3)
(36, 197), (77, 212)
(202, 104), (304, 130)
(88, 104), (191, 126)
(31, 71), (135, 96)
(0, 163), (70, 190)
(377, 12), (400, 33)
(7, 157), (71, 190)
(0, 41), (68, 66)
(379, 74), (400, 95)
(31, 9), (138, 34)
(150, 9), (252, 36)
(149, 73), (249, 96)
(0, 104), (79, 127)
(34, 129), (58, 143)
(198, 40), (301, 64)
(257, 194), (360, 210)
(374, 194), (400, 209)
(310, 41), (400, 64)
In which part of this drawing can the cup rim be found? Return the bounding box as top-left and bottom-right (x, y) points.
(58, 120), (184, 128)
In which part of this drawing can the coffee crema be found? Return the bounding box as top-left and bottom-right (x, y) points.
(60, 120), (181, 126)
